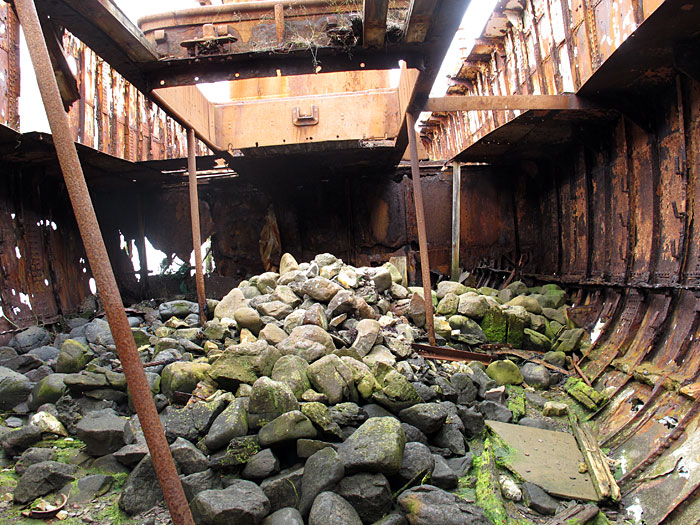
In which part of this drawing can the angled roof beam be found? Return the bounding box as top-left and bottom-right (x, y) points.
(425, 94), (599, 112)
(35, 0), (159, 92)
(404, 0), (438, 43)
(363, 0), (389, 48)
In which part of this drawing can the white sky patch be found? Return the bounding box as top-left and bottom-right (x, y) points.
(590, 318), (606, 343)
(19, 292), (32, 308)
(89, 277), (97, 294)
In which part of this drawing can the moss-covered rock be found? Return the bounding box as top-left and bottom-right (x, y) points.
(485, 360), (523, 386)
(56, 339), (90, 373)
(161, 360), (211, 400)
(339, 417), (406, 475)
(479, 309), (507, 343)
(523, 328), (552, 352)
(436, 293), (460, 316)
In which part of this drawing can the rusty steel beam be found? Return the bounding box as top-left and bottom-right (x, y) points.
(363, 0), (389, 48)
(188, 128), (207, 326)
(407, 112), (435, 345)
(13, 2), (194, 524)
(404, 0), (438, 43)
(425, 94), (596, 112)
(451, 161), (460, 281)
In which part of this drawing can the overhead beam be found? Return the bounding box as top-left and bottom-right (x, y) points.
(148, 50), (424, 88)
(151, 86), (220, 151)
(35, 0), (159, 91)
(404, 0), (438, 43)
(363, 0), (389, 48)
(425, 94), (598, 112)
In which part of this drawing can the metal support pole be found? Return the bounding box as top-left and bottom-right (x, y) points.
(451, 161), (461, 281)
(14, 2), (194, 524)
(187, 129), (207, 326)
(135, 194), (150, 296)
(406, 112), (435, 345)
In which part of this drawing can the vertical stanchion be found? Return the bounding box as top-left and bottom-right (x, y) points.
(406, 112), (436, 345)
(14, 2), (194, 523)
(451, 161), (461, 281)
(187, 129), (207, 326)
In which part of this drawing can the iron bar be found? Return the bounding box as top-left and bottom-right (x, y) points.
(406, 112), (435, 345)
(451, 161), (461, 281)
(14, 1), (194, 523)
(187, 128), (207, 326)
(424, 94), (596, 112)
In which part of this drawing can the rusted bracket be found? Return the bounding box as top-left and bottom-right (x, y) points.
(292, 105), (319, 126)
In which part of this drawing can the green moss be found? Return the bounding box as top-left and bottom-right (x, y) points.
(96, 498), (133, 524)
(37, 437), (86, 464)
(506, 386), (526, 422)
(0, 469), (20, 491)
(480, 309), (507, 343)
(564, 378), (607, 411)
(474, 440), (509, 525)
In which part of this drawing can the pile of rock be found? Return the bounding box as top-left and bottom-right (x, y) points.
(0, 252), (597, 524)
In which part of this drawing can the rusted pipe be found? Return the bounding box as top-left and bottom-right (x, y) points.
(14, 2), (194, 524)
(187, 128), (207, 326)
(274, 4), (285, 44)
(406, 112), (435, 345)
(451, 161), (461, 281)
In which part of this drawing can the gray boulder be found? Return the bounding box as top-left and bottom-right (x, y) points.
(271, 355), (311, 399)
(299, 447), (345, 515)
(258, 411), (317, 447)
(262, 508), (304, 525)
(170, 437), (208, 475)
(278, 325), (335, 363)
(191, 480), (271, 525)
(307, 354), (355, 405)
(521, 362), (551, 390)
(337, 472), (392, 523)
(309, 492), (362, 525)
(204, 397), (248, 452)
(248, 377), (299, 426)
(85, 318), (114, 346)
(302, 277), (342, 302)
(0, 366), (32, 410)
(181, 469), (222, 503)
(242, 449), (280, 481)
(9, 326), (51, 354)
(397, 442), (434, 486)
(397, 485), (491, 525)
(260, 466), (304, 512)
(75, 409), (135, 456)
(119, 455), (163, 514)
(398, 403), (447, 435)
(13, 461), (77, 504)
(339, 417), (406, 475)
(56, 339), (90, 373)
(208, 340), (281, 390)
(159, 300), (199, 320)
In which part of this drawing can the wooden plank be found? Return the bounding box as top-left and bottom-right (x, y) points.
(404, 0), (438, 43)
(215, 89), (401, 149)
(425, 94), (596, 112)
(363, 0), (389, 48)
(568, 413), (621, 502)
